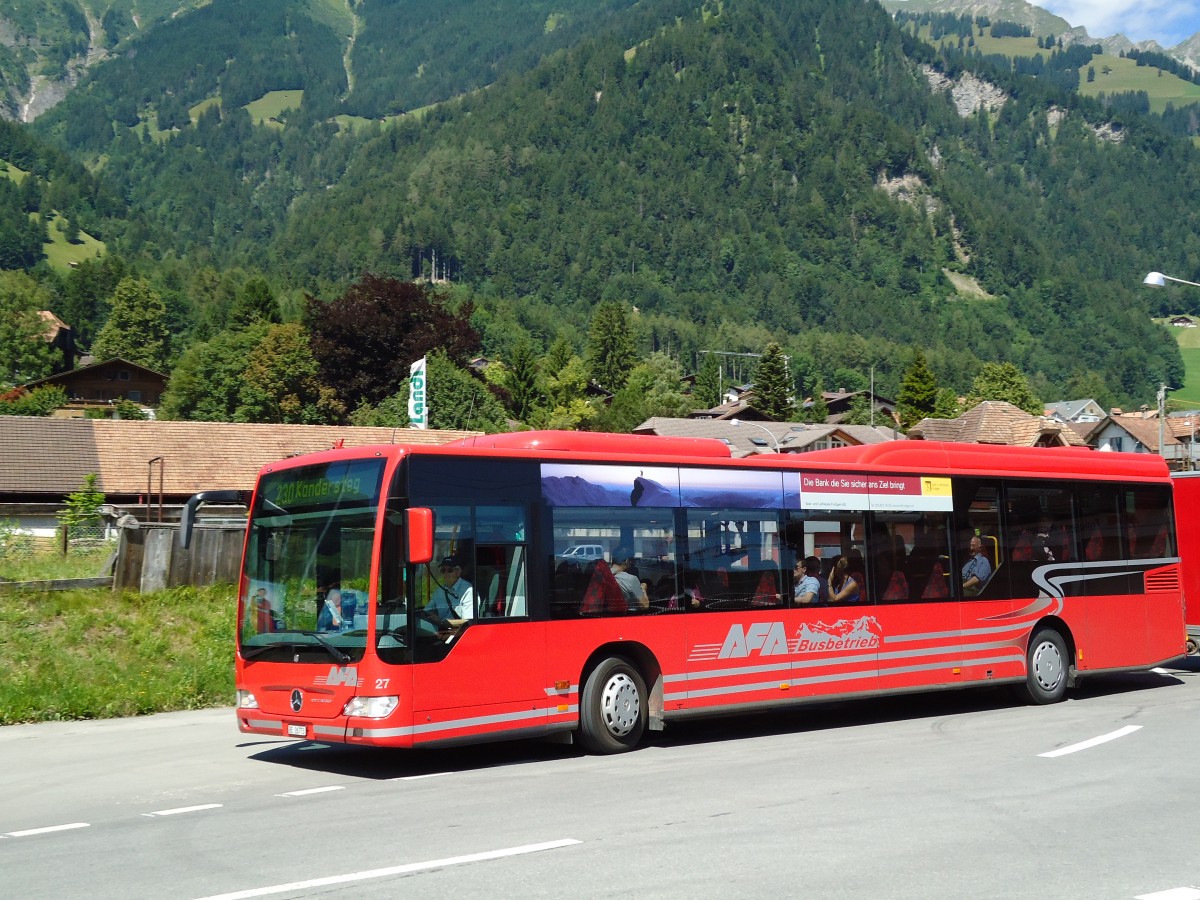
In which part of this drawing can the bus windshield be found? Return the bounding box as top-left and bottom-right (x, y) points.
(240, 458), (385, 663)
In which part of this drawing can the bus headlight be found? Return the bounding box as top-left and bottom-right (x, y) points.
(236, 690), (259, 709)
(343, 696), (399, 719)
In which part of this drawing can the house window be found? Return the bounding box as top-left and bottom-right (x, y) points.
(117, 370), (130, 381)
(127, 391), (141, 402)
(1108, 437), (1124, 452)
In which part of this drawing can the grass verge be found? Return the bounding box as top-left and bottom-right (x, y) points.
(0, 583), (235, 725)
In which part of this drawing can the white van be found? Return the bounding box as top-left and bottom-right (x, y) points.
(559, 544), (605, 562)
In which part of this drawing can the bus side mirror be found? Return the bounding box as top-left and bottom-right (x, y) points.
(180, 489), (247, 548)
(406, 507), (434, 564)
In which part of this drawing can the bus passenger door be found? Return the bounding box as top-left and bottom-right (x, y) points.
(411, 544), (551, 743)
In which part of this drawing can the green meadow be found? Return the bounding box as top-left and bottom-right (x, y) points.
(909, 26), (1200, 115)
(1161, 317), (1200, 409)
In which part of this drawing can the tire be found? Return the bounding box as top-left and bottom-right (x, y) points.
(579, 657), (647, 754)
(1021, 627), (1070, 704)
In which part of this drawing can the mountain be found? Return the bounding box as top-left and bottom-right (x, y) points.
(0, 1), (211, 122)
(9, 0), (1200, 414)
(880, 0), (1200, 65)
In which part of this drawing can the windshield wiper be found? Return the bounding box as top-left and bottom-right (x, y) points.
(297, 631), (352, 663)
(241, 633), (350, 663)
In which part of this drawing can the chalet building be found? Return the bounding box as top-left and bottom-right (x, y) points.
(0, 418), (478, 536)
(635, 417), (901, 458)
(1044, 398), (1105, 424)
(908, 401), (1088, 448)
(689, 389), (898, 426)
(1073, 415), (1187, 468)
(23, 357), (169, 416)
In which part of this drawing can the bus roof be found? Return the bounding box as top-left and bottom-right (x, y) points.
(264, 433), (1169, 484)
(447, 430), (733, 458)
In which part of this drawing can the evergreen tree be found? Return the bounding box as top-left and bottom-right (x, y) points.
(933, 387), (963, 419)
(585, 301), (637, 393)
(897, 349), (938, 430)
(503, 334), (542, 423)
(91, 276), (171, 370)
(965, 362), (1043, 415)
(228, 277), (281, 329)
(753, 342), (794, 421)
(694, 352), (722, 409)
(0, 271), (57, 388)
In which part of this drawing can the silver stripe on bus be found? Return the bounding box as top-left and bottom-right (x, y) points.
(1033, 556), (1177, 598)
(313, 726), (345, 738)
(412, 706), (553, 736)
(245, 719), (280, 730)
(670, 652), (1025, 701)
(356, 705), (580, 740)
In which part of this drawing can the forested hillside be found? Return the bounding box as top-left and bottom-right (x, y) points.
(5, 0), (1200, 427)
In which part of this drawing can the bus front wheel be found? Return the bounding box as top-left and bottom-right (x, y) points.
(579, 657), (647, 754)
(1021, 627), (1069, 704)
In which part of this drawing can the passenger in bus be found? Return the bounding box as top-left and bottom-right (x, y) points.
(794, 556), (822, 605)
(961, 535), (992, 595)
(1033, 515), (1061, 563)
(827, 555), (861, 603)
(426, 555), (476, 622)
(612, 548), (649, 610)
(317, 584), (344, 632)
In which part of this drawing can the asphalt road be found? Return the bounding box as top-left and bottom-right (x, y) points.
(4, 659), (1200, 900)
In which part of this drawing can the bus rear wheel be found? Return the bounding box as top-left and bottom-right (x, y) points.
(1021, 627), (1069, 704)
(579, 657), (647, 754)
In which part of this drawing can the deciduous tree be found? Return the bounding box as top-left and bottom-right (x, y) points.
(236, 323), (344, 424)
(965, 362), (1043, 415)
(0, 271), (56, 388)
(306, 274), (479, 410)
(92, 276), (171, 370)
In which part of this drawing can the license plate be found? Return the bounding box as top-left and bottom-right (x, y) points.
(287, 724), (307, 738)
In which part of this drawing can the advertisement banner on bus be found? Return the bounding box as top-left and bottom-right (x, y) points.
(791, 472), (953, 512)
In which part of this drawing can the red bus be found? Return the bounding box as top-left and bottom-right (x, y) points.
(187, 432), (1185, 754)
(1170, 471), (1200, 654)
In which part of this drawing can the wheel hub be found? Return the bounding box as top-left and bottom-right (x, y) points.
(600, 673), (640, 737)
(1032, 640), (1064, 691)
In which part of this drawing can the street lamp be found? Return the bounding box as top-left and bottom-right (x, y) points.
(1144, 271), (1200, 289)
(730, 418), (780, 453)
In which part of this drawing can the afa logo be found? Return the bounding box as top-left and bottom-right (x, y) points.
(718, 622), (791, 658)
(314, 665), (360, 687)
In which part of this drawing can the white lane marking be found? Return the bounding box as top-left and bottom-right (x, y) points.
(194, 838), (582, 900)
(1151, 667), (1171, 674)
(392, 772), (453, 781)
(276, 785), (345, 797)
(1039, 724), (1142, 758)
(5, 822), (90, 837)
(143, 804), (223, 817)
(1136, 888), (1200, 900)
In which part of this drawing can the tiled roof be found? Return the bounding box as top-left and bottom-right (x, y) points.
(634, 417), (900, 457)
(1108, 415), (1180, 452)
(0, 418), (477, 496)
(909, 401), (1087, 446)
